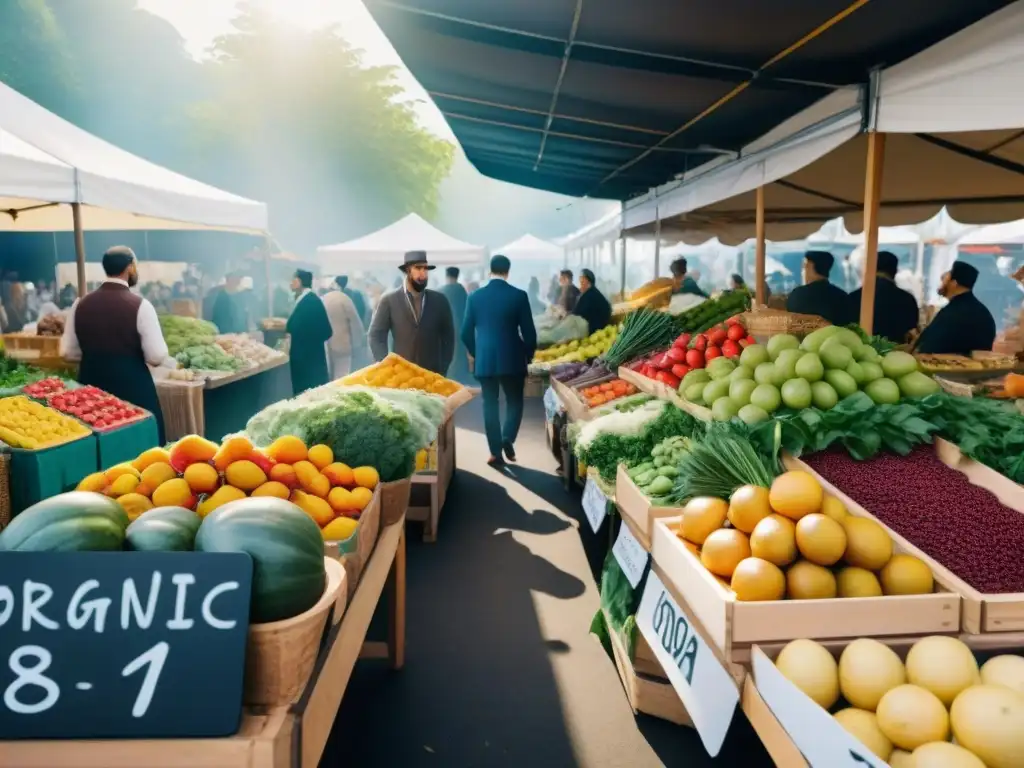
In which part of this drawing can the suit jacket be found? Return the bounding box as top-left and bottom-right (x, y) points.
(786, 280), (852, 326)
(368, 287), (455, 374)
(461, 278), (537, 378)
(287, 291), (332, 393)
(322, 289), (365, 355)
(849, 278), (919, 344)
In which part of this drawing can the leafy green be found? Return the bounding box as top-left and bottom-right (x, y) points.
(743, 392), (939, 460)
(575, 405), (700, 482)
(668, 423), (782, 503)
(844, 323), (898, 354)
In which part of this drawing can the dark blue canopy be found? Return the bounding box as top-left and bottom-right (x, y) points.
(365, 0), (1013, 200)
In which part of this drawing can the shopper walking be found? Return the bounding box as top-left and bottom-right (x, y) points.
(322, 276), (366, 379)
(461, 254), (537, 467)
(286, 269), (333, 395)
(368, 251), (455, 375)
(440, 266), (470, 382)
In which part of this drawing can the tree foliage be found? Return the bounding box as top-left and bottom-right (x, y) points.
(0, 0), (454, 253)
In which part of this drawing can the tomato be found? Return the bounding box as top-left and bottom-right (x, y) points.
(725, 316), (740, 326)
(667, 346), (687, 363)
(745, 336), (756, 345)
(671, 363), (691, 380)
(642, 364), (656, 379)
(705, 345), (722, 361)
(708, 328), (728, 346)
(672, 333), (691, 349)
(726, 324), (746, 342)
(722, 339), (741, 358)
(685, 348), (705, 369)
(656, 352), (674, 370)
(693, 335), (708, 352)
(657, 371), (680, 389)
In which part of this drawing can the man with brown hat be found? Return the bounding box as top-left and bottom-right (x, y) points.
(368, 251), (455, 375)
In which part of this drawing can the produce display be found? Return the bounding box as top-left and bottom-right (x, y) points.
(159, 314), (219, 356)
(550, 360), (613, 386)
(176, 343), (243, 372)
(623, 435), (689, 503)
(805, 446), (1024, 593)
(0, 352), (49, 391)
(535, 313), (590, 348)
(573, 400), (700, 482)
(774, 635), (1024, 767)
(246, 384), (444, 482)
(36, 313), (66, 337)
(0, 395), (90, 449)
(76, 433), (380, 543)
(611, 277), (674, 315)
(215, 333), (286, 367)
(24, 378), (147, 430)
(577, 378), (639, 409)
(0, 490), (329, 625)
(675, 467), (934, 602)
(678, 327), (939, 425)
(533, 325), (619, 366)
(631, 316), (754, 390)
(340, 353), (462, 397)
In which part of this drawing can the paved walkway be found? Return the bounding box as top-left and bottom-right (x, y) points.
(325, 400), (772, 767)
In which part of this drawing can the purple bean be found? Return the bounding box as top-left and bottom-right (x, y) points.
(805, 447), (1024, 594)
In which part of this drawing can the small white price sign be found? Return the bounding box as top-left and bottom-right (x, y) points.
(637, 571), (739, 757)
(612, 524), (649, 588)
(751, 648), (887, 768)
(581, 478), (607, 533)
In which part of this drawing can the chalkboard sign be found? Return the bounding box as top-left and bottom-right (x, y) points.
(0, 551), (253, 740)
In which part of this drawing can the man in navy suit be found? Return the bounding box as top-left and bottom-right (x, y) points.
(462, 254), (538, 467)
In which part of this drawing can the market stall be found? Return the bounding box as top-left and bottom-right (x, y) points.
(340, 354), (476, 542)
(316, 212), (485, 269)
(0, 375), (451, 764)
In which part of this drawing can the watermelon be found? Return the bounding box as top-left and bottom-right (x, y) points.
(0, 492), (128, 552)
(126, 506), (202, 552)
(195, 497), (326, 623)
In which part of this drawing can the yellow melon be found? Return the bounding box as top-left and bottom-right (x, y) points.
(775, 638), (840, 710)
(795, 513), (847, 566)
(768, 471), (823, 520)
(905, 636), (980, 707)
(749, 514), (798, 567)
(876, 684), (950, 751)
(839, 638), (907, 711)
(842, 517), (893, 571)
(786, 560), (836, 600)
(679, 497), (728, 545)
(950, 684), (1024, 768)
(912, 742), (986, 768)
(833, 708), (893, 762)
(727, 485), (772, 533)
(879, 554), (934, 595)
(980, 654), (1024, 696)
(700, 528), (750, 578)
(836, 566), (883, 598)
(730, 557), (785, 602)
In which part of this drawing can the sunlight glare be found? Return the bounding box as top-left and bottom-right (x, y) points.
(253, 0), (341, 31)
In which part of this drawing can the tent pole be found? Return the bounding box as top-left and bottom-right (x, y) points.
(755, 186), (767, 306)
(620, 237), (627, 298)
(858, 132), (887, 334)
(654, 208), (661, 278)
(72, 203), (87, 297)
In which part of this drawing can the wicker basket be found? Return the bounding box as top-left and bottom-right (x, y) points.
(243, 557), (346, 706)
(380, 476), (412, 526)
(740, 309), (830, 338)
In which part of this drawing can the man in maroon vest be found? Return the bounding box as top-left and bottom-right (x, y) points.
(60, 246), (169, 442)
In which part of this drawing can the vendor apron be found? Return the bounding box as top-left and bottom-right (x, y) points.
(74, 283), (166, 444)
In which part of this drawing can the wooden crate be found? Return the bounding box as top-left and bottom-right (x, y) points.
(617, 367), (712, 421)
(550, 376), (591, 422)
(614, 463), (684, 551)
(789, 444), (1024, 635)
(408, 416), (455, 543)
(3, 332), (61, 361)
(748, 633), (1024, 768)
(524, 374), (546, 398)
(603, 610), (692, 727)
(651, 517), (960, 664)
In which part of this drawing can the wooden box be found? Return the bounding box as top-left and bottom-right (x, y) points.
(550, 376), (591, 422)
(2, 332), (61, 361)
(614, 463), (684, 550)
(789, 444), (1024, 635)
(651, 517), (960, 664)
(617, 366), (712, 421)
(524, 375), (546, 398)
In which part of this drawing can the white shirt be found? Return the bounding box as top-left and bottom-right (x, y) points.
(60, 278), (170, 367)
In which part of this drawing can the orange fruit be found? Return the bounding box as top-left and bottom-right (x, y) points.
(327, 486), (356, 513)
(728, 485), (772, 533)
(352, 466), (379, 489)
(769, 471), (824, 520)
(137, 462), (178, 497)
(700, 528), (751, 578)
(678, 497), (728, 545)
(731, 557), (786, 602)
(266, 435), (307, 464)
(307, 444), (334, 470)
(183, 463), (220, 494)
(224, 460), (267, 492)
(349, 486), (373, 511)
(251, 481), (291, 499)
(322, 462), (355, 487)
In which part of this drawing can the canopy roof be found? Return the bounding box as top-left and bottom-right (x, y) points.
(316, 213), (485, 267)
(620, 2), (1024, 244)
(0, 81), (268, 233)
(365, 0), (1012, 200)
(495, 233), (564, 260)
(958, 219), (1024, 246)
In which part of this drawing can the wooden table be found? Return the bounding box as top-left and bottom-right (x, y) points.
(2, 518), (407, 768)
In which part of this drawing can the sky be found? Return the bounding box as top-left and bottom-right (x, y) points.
(137, 0), (454, 137)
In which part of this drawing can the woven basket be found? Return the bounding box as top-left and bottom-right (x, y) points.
(380, 476), (412, 526)
(323, 486), (381, 601)
(741, 309), (830, 338)
(0, 452), (10, 530)
(243, 557), (346, 706)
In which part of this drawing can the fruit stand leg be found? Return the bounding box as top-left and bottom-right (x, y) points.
(388, 525), (406, 670)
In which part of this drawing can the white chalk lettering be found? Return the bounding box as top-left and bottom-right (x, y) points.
(22, 581), (58, 631)
(4, 646), (60, 714)
(165, 573), (195, 630)
(0, 586), (13, 628)
(122, 642), (169, 718)
(67, 580), (111, 633)
(202, 581), (239, 630)
(121, 573), (161, 630)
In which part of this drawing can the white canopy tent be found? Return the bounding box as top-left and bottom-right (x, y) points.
(316, 213), (485, 269)
(0, 80), (268, 297)
(0, 81), (268, 233)
(957, 219), (1024, 246)
(495, 233), (564, 262)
